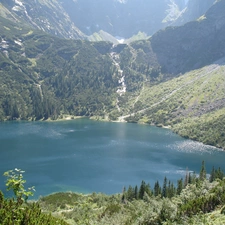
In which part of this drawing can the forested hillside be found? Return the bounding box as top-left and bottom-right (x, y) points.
(107, 0), (225, 149)
(0, 0), (225, 150)
(0, 16), (119, 121)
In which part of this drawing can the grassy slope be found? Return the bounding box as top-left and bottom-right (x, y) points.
(119, 60), (225, 149)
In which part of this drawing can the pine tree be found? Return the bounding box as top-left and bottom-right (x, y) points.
(134, 185), (139, 199)
(171, 182), (176, 197)
(199, 160), (207, 181)
(184, 167), (189, 187)
(162, 177), (167, 198)
(154, 180), (161, 197)
(190, 171), (197, 184)
(127, 185), (134, 201)
(167, 180), (176, 198)
(121, 187), (126, 203)
(145, 183), (152, 197)
(215, 167), (224, 180)
(209, 166), (215, 182)
(139, 180), (146, 199)
(177, 178), (183, 195)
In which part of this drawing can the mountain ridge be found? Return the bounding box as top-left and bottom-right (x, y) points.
(0, 0), (85, 39)
(150, 0), (225, 74)
(0, 0), (217, 42)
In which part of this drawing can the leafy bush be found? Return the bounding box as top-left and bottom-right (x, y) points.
(0, 169), (68, 225)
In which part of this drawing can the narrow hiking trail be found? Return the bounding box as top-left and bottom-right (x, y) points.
(118, 63), (222, 122)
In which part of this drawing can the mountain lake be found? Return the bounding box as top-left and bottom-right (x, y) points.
(0, 118), (225, 199)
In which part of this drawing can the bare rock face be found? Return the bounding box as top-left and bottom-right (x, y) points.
(172, 0), (215, 26)
(150, 0), (225, 75)
(0, 0), (85, 39)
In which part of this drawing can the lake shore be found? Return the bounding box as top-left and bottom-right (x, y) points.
(46, 115), (86, 122)
(1, 115), (223, 150)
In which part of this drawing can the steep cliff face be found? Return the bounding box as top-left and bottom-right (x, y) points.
(0, 0), (85, 39)
(150, 0), (225, 75)
(173, 0), (215, 26)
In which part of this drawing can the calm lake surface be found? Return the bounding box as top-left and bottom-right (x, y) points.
(0, 119), (225, 199)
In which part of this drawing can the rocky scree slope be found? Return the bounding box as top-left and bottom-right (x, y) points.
(0, 0), (85, 39)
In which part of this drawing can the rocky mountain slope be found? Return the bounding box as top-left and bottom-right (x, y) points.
(150, 0), (225, 74)
(0, 0), (191, 40)
(172, 0), (216, 26)
(0, 0), (85, 39)
(0, 0), (217, 41)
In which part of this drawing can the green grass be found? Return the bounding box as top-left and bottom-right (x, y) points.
(118, 63), (225, 148)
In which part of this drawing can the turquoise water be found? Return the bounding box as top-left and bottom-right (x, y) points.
(0, 119), (224, 199)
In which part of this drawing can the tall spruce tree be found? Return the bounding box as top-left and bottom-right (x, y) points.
(154, 181), (161, 196)
(199, 160), (207, 181)
(177, 178), (183, 195)
(209, 166), (215, 182)
(139, 180), (146, 199)
(162, 177), (167, 198)
(134, 185), (139, 199)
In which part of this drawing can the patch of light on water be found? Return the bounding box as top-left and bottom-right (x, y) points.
(136, 140), (156, 148)
(43, 128), (64, 139)
(164, 130), (179, 137)
(15, 123), (42, 136)
(163, 169), (194, 176)
(168, 140), (219, 154)
(109, 139), (121, 146)
(69, 129), (75, 132)
(30, 154), (73, 163)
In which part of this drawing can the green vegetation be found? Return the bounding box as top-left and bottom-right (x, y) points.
(0, 16), (118, 121)
(2, 163), (224, 225)
(119, 64), (225, 149)
(1, 164), (225, 224)
(37, 164), (225, 225)
(3, 168), (35, 203)
(0, 12), (225, 149)
(88, 31), (119, 45)
(0, 168), (68, 224)
(125, 32), (149, 44)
